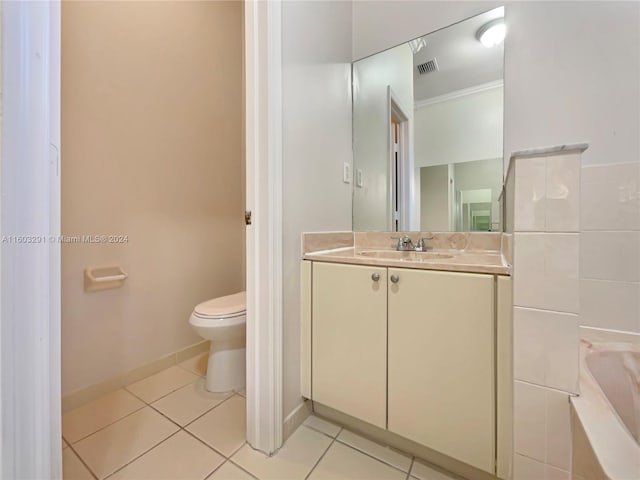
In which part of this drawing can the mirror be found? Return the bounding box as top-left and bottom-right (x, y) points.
(352, 7), (505, 232)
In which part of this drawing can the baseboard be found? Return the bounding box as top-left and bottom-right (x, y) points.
(283, 399), (312, 441)
(62, 340), (209, 412)
(313, 402), (498, 480)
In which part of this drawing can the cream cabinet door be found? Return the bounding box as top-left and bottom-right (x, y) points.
(388, 268), (495, 473)
(312, 262), (387, 429)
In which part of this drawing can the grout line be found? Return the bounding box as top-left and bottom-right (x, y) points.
(304, 434), (337, 480)
(124, 375), (199, 405)
(182, 392), (240, 429)
(175, 363), (206, 378)
(406, 457), (415, 480)
(228, 440), (249, 459)
(333, 437), (411, 475)
(228, 458), (261, 480)
(102, 430), (183, 480)
(66, 403), (148, 445)
(301, 423), (341, 440)
(202, 459), (227, 480)
(66, 443), (99, 480)
(514, 379), (578, 396)
(181, 427), (233, 461)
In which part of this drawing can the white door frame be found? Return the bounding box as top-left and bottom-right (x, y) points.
(244, 0), (284, 454)
(387, 86), (414, 231)
(1, 1), (62, 478)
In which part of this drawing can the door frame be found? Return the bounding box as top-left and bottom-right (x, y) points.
(387, 86), (413, 231)
(244, 0), (284, 454)
(1, 1), (62, 478)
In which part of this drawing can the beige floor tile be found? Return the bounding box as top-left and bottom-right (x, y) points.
(63, 438), (69, 449)
(73, 407), (179, 479)
(186, 395), (246, 456)
(179, 353), (208, 377)
(237, 388), (246, 397)
(336, 430), (411, 472)
(207, 461), (256, 480)
(152, 377), (233, 426)
(303, 416), (341, 438)
(126, 366), (199, 403)
(309, 441), (406, 480)
(410, 459), (458, 480)
(108, 431), (224, 480)
(231, 425), (331, 479)
(63, 448), (94, 480)
(62, 389), (145, 444)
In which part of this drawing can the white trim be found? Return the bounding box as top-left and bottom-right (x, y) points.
(1, 2), (61, 477)
(387, 87), (413, 232)
(414, 80), (504, 110)
(244, 0), (284, 455)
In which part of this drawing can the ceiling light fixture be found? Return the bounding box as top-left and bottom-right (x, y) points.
(476, 18), (506, 47)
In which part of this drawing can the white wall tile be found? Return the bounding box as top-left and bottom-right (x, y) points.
(514, 234), (546, 307)
(581, 162), (640, 231)
(514, 308), (579, 393)
(581, 231), (640, 282)
(515, 157), (547, 231)
(514, 308), (546, 385)
(546, 154), (580, 232)
(544, 234), (580, 313)
(514, 454), (546, 480)
(546, 389), (571, 471)
(545, 465), (570, 480)
(580, 279), (640, 332)
(514, 381), (546, 461)
(514, 382), (572, 474)
(514, 234), (579, 313)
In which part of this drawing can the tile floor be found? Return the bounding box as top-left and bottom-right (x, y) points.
(63, 353), (457, 480)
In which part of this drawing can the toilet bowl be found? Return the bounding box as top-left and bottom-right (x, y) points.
(188, 291), (246, 393)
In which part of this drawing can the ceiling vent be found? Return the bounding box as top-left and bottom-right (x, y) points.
(417, 58), (439, 75)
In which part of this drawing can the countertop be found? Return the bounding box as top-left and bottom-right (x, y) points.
(303, 247), (511, 275)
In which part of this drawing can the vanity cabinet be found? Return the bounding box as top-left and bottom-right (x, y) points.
(305, 261), (497, 475)
(387, 268), (494, 473)
(312, 262), (388, 428)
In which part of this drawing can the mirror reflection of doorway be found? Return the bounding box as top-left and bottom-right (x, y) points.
(419, 158), (502, 232)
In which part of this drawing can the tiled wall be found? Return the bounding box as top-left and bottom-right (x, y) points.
(580, 162), (640, 333)
(508, 149), (640, 478)
(508, 150), (583, 479)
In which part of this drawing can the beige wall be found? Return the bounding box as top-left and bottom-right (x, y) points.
(61, 1), (244, 396)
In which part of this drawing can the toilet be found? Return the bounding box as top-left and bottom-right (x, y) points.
(188, 291), (246, 393)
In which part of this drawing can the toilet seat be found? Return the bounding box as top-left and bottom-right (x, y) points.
(190, 291), (246, 327)
(194, 291), (245, 317)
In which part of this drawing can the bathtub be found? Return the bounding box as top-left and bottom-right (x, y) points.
(571, 329), (640, 480)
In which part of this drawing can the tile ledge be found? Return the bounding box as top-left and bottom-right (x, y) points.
(510, 143), (589, 160)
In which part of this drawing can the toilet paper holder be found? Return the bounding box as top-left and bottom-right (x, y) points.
(84, 265), (128, 292)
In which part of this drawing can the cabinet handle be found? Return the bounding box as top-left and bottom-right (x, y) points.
(371, 273), (380, 282)
(390, 274), (400, 283)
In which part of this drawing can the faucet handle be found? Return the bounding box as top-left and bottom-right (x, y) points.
(415, 236), (433, 252)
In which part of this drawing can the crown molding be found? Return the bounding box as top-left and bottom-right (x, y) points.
(414, 80), (504, 110)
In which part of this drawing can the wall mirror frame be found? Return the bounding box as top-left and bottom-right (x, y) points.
(352, 6), (505, 233)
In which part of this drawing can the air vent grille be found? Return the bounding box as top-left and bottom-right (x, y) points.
(417, 58), (439, 75)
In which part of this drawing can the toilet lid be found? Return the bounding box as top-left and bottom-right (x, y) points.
(194, 291), (246, 318)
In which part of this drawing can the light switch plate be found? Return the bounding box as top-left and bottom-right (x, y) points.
(343, 163), (351, 183)
(356, 169), (364, 188)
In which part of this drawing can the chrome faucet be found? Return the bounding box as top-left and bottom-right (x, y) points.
(392, 235), (415, 251)
(391, 235), (434, 252)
